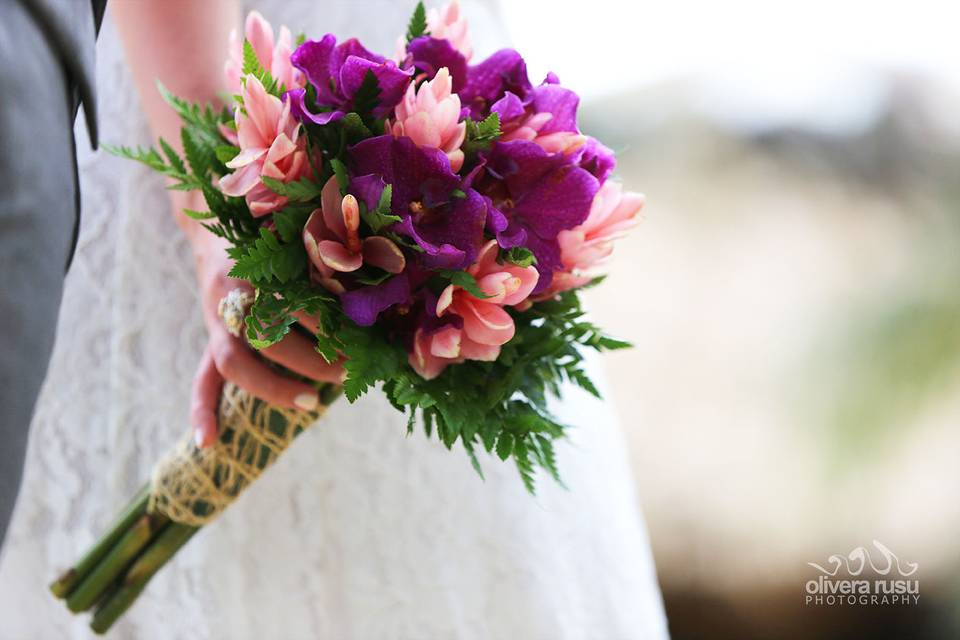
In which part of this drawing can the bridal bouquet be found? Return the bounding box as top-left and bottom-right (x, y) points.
(50, 2), (644, 633)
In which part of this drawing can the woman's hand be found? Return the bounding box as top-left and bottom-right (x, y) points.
(180, 195), (345, 448)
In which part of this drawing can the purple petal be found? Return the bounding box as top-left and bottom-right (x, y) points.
(331, 38), (385, 68)
(490, 91), (526, 123)
(339, 57), (412, 117)
(531, 84), (580, 134)
(420, 290), (464, 334)
(543, 72), (561, 85)
(349, 136), (459, 212)
(496, 221), (528, 249)
(348, 174), (388, 211)
(340, 273), (411, 326)
(523, 233), (562, 293)
(459, 49), (532, 119)
(291, 36), (338, 104)
(393, 215), (467, 269)
(575, 137), (616, 184)
(407, 37), (468, 92)
(286, 88), (344, 125)
(485, 140), (565, 196)
(514, 162), (598, 238)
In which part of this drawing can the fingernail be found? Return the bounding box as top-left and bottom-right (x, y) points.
(294, 392), (319, 411)
(194, 430), (205, 448)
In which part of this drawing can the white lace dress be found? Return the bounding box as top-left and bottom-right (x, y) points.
(0, 2), (668, 638)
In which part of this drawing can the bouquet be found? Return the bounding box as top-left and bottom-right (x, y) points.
(50, 2), (645, 633)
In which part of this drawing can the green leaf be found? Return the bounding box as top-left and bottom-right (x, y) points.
(495, 433), (514, 461)
(261, 176), (324, 202)
(243, 282), (332, 350)
(462, 112), (502, 157)
(567, 367), (601, 399)
(352, 70), (382, 120)
(182, 209), (215, 221)
(228, 227), (306, 284)
(438, 270), (493, 299)
(503, 247), (537, 268)
(242, 39), (282, 96)
(360, 184), (401, 232)
(215, 145), (240, 164)
(595, 336), (632, 350)
(330, 158), (350, 194)
(181, 127), (213, 181)
(405, 2), (429, 43)
(272, 205), (313, 243)
(158, 138), (186, 175)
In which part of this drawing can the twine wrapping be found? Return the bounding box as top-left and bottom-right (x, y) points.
(147, 381), (332, 527)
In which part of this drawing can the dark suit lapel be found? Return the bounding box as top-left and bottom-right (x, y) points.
(18, 0), (100, 147)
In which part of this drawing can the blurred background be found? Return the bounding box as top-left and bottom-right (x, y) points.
(499, 0), (960, 638)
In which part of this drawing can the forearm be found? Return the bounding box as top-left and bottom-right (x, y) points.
(111, 0), (239, 242)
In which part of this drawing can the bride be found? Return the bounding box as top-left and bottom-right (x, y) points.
(0, 1), (668, 638)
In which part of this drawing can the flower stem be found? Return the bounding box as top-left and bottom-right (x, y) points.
(50, 484), (150, 599)
(89, 523), (198, 635)
(65, 511), (167, 613)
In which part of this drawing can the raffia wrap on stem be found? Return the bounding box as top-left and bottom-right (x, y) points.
(147, 381), (338, 527)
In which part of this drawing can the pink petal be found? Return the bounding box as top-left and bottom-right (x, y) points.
(436, 284), (455, 316)
(317, 240), (362, 272)
(244, 11), (275, 72)
(430, 326), (462, 358)
(457, 299), (515, 346)
(225, 146), (267, 169)
(459, 336), (500, 361)
(404, 112), (442, 148)
(320, 177), (347, 241)
(501, 265), (539, 306)
(409, 329), (450, 380)
(362, 236), (406, 274)
(219, 163), (262, 197)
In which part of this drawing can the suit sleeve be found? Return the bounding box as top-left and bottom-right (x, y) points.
(0, 0), (81, 547)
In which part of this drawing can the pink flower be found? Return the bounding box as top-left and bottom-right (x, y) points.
(386, 67), (466, 172)
(303, 177), (406, 293)
(409, 240), (538, 379)
(225, 11), (304, 95)
(501, 112), (587, 155)
(427, 1), (473, 61)
(219, 76), (310, 216)
(544, 181), (645, 295)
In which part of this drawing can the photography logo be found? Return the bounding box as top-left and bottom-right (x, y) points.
(804, 540), (919, 606)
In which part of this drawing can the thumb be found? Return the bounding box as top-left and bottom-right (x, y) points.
(191, 346), (224, 449)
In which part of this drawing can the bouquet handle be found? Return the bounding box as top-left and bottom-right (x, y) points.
(50, 381), (341, 634)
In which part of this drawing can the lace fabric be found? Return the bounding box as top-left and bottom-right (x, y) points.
(0, 3), (668, 638)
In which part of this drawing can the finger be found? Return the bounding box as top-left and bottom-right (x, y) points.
(294, 310), (319, 334)
(260, 331), (346, 384)
(211, 335), (321, 411)
(191, 347), (224, 449)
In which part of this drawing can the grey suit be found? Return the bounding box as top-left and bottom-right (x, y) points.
(0, 0), (106, 547)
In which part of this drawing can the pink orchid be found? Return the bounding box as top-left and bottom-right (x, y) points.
(219, 76), (310, 217)
(427, 1), (474, 61)
(225, 11), (305, 95)
(386, 67), (466, 172)
(409, 240), (538, 379)
(501, 113), (587, 155)
(544, 181), (645, 295)
(303, 177), (406, 293)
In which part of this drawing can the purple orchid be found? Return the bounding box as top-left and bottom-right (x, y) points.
(348, 135), (486, 269)
(340, 272), (411, 326)
(287, 34), (412, 126)
(406, 36), (467, 92)
(458, 49), (532, 119)
(482, 140), (599, 291)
